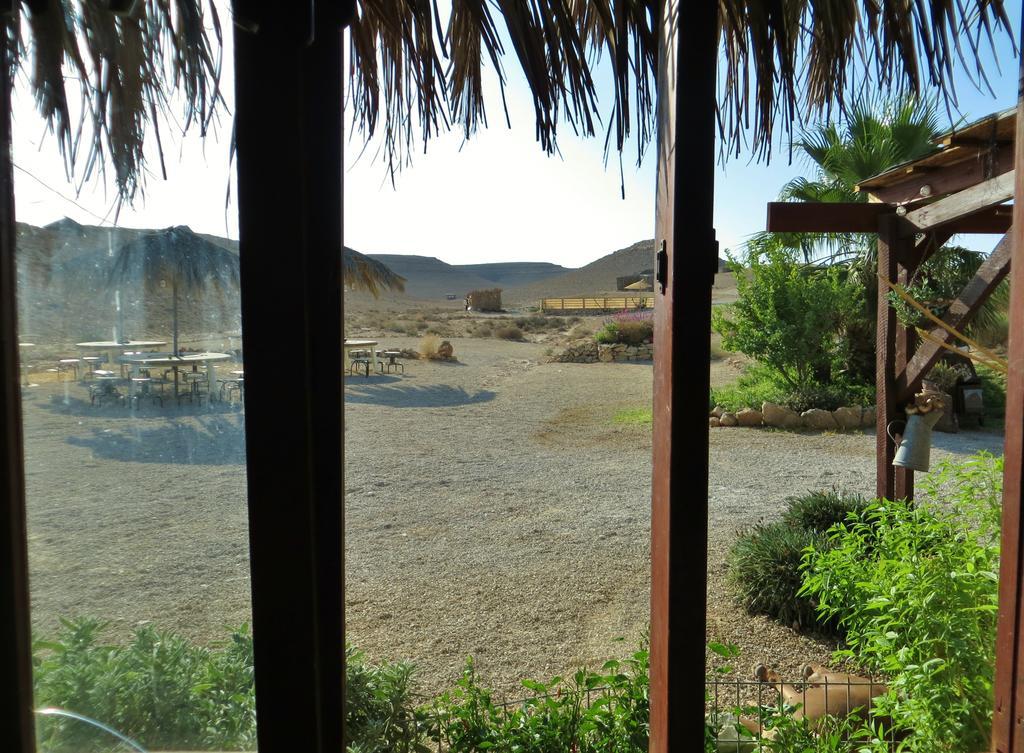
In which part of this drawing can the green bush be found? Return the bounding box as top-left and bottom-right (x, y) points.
(978, 363), (1007, 425)
(711, 365), (874, 414)
(710, 365), (787, 412)
(424, 645), (649, 753)
(800, 452), (1003, 752)
(32, 621), (424, 753)
(729, 522), (829, 632)
(345, 645), (422, 753)
(594, 322), (619, 344)
(33, 619), (257, 752)
(593, 320), (653, 345)
(779, 381), (874, 413)
(781, 489), (868, 534)
(712, 249), (860, 390)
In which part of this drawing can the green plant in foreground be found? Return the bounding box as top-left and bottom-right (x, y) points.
(729, 521), (830, 632)
(424, 642), (649, 753)
(801, 452), (1003, 752)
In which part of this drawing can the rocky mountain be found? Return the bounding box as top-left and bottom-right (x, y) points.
(503, 240), (656, 304)
(365, 255), (570, 300)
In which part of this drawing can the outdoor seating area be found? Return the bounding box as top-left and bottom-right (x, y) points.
(42, 342), (243, 410)
(345, 339), (408, 378)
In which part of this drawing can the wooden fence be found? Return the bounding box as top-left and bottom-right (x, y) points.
(540, 296), (655, 312)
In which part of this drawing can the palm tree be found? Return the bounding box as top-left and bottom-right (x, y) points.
(749, 97), (943, 264)
(6, 2), (1012, 200)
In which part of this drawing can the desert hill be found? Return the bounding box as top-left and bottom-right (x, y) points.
(365, 254), (571, 301)
(503, 240), (656, 304)
(456, 261), (570, 288)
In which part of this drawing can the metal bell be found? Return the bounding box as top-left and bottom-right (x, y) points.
(893, 409), (944, 472)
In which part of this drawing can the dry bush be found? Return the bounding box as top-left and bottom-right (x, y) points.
(494, 325), (524, 340)
(420, 334), (442, 359)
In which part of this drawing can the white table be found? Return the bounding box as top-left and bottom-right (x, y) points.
(344, 339), (378, 373)
(121, 352), (232, 399)
(77, 340), (168, 374)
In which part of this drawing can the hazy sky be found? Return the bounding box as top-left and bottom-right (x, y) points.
(9, 7), (1021, 268)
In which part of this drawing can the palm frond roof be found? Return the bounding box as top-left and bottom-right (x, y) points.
(343, 247), (406, 297)
(8, 1), (1015, 199)
(108, 225), (241, 293)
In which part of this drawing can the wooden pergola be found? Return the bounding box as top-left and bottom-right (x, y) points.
(766, 106), (1024, 750)
(766, 108), (1014, 501)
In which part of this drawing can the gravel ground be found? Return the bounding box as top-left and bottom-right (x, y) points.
(21, 337), (1004, 702)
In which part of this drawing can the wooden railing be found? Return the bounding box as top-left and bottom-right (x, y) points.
(540, 296), (654, 312)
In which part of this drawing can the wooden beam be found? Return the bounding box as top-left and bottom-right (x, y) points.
(767, 202), (891, 232)
(649, 0), (717, 749)
(904, 172), (1014, 232)
(896, 231), (1012, 401)
(876, 216), (915, 501)
(767, 201), (1011, 234)
(993, 41), (1024, 750)
(0, 11), (36, 752)
(864, 145), (1014, 206)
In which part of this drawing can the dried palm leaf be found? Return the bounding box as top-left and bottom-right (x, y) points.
(6, 0), (1015, 198)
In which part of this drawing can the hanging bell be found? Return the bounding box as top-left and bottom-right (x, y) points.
(893, 409), (944, 472)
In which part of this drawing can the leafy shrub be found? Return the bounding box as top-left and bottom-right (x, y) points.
(800, 452), (1003, 751)
(594, 317), (653, 345)
(978, 363), (1007, 424)
(594, 322), (619, 344)
(419, 334), (442, 359)
(424, 644), (649, 753)
(615, 320), (653, 344)
(729, 522), (829, 632)
(345, 645), (422, 753)
(33, 621), (425, 753)
(779, 381), (874, 413)
(712, 249), (860, 390)
(781, 489), (868, 534)
(493, 325), (524, 340)
(711, 365), (787, 412)
(33, 619), (257, 752)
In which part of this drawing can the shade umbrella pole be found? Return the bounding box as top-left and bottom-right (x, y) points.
(172, 277), (180, 396)
(172, 277), (179, 355)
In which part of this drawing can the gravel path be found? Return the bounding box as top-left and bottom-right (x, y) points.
(20, 337), (1004, 701)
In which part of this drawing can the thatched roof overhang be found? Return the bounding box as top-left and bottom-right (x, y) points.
(1, 1), (1015, 200)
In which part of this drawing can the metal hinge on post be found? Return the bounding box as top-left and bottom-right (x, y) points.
(656, 240), (667, 294)
(710, 233), (719, 282)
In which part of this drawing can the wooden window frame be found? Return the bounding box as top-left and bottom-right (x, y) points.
(4, 2), (1024, 752)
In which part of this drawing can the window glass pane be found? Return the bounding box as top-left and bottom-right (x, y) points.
(12, 12), (255, 752)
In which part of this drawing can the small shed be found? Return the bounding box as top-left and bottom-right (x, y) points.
(466, 288), (502, 311)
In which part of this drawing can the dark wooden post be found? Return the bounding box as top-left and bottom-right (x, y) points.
(0, 7), (36, 751)
(234, 4), (346, 752)
(992, 26), (1024, 753)
(875, 216), (915, 501)
(650, 0), (718, 749)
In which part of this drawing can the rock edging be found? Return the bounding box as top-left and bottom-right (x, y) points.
(710, 402), (877, 430)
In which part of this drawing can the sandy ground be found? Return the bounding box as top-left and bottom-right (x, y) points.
(21, 337), (1003, 701)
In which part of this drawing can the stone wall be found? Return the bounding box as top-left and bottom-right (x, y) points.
(549, 341), (653, 364)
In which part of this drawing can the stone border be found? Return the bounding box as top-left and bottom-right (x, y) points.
(709, 402), (876, 430)
(548, 341), (653, 364)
